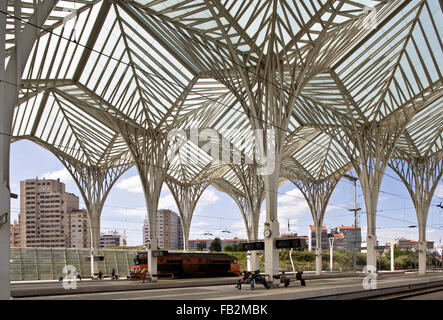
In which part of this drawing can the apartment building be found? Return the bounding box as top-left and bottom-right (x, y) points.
(69, 209), (91, 248)
(143, 209), (183, 250)
(328, 232), (345, 250)
(100, 230), (127, 248)
(308, 225), (328, 251)
(10, 219), (21, 247)
(391, 238), (434, 251)
(17, 178), (91, 248)
(337, 226), (362, 252)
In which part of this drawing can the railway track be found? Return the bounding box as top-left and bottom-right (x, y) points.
(305, 276), (443, 300)
(366, 284), (443, 300)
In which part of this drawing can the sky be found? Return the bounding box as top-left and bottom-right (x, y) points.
(10, 139), (443, 248)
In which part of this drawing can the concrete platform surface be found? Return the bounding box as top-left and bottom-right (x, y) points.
(13, 272), (443, 300)
(11, 271), (376, 298)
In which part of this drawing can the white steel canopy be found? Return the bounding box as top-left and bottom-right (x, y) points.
(1, 0), (441, 285)
(6, 0), (441, 185)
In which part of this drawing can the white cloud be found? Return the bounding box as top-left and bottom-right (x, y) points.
(115, 178), (219, 213)
(435, 184), (443, 198)
(158, 187), (219, 212)
(277, 205), (307, 219)
(220, 188), (312, 239)
(360, 227), (438, 246)
(158, 193), (177, 211)
(192, 221), (210, 227)
(277, 188), (305, 205)
(272, 188), (310, 219)
(118, 207), (146, 217)
(41, 168), (72, 183)
(116, 175), (143, 193)
(195, 189), (219, 212)
(224, 219), (248, 239)
(230, 219), (245, 230)
(189, 221), (213, 239)
(325, 204), (342, 215)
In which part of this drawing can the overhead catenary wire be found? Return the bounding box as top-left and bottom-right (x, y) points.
(10, 206), (443, 246)
(9, 205), (443, 232)
(8, 151), (443, 215)
(7, 145), (443, 235)
(7, 141), (443, 247)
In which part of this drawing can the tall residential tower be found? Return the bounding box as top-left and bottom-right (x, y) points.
(144, 209), (183, 250)
(18, 178), (90, 248)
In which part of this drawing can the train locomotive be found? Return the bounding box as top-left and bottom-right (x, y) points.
(130, 251), (240, 279)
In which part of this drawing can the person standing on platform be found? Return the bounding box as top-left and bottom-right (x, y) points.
(296, 269), (305, 286)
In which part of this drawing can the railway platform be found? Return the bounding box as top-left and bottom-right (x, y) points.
(11, 271), (443, 300)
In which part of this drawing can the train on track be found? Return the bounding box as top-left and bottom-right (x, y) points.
(130, 251), (241, 279)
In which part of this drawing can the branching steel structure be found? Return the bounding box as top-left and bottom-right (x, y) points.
(1, 0), (442, 294)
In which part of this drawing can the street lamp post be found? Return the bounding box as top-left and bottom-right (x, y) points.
(329, 237), (335, 272)
(343, 174), (361, 272)
(90, 248), (95, 278)
(390, 242), (395, 271)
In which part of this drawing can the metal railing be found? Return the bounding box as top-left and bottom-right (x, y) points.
(10, 247), (138, 280)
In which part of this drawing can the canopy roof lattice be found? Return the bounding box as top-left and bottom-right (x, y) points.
(8, 0), (443, 189)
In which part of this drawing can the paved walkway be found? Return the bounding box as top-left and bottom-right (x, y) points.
(10, 271), (369, 297)
(14, 272), (443, 300)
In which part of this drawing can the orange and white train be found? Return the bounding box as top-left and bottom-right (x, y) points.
(130, 251), (240, 279)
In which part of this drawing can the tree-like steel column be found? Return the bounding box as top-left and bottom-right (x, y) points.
(288, 172), (341, 275)
(0, 0), (8, 301)
(325, 1), (436, 271)
(119, 125), (169, 282)
(330, 122), (406, 270)
(262, 154), (281, 286)
(213, 164), (265, 271)
(389, 153), (442, 275)
(204, 0), (340, 286)
(167, 180), (209, 252)
(59, 158), (130, 277)
(0, 0), (56, 299)
(232, 164), (264, 272)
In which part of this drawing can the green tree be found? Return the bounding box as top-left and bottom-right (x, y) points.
(231, 244), (244, 251)
(209, 238), (222, 252)
(196, 242), (207, 251)
(224, 244), (233, 252)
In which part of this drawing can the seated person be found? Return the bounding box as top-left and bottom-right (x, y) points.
(280, 271), (290, 287)
(235, 271), (248, 289)
(253, 270), (270, 289)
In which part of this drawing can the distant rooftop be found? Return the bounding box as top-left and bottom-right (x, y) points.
(338, 226), (361, 230)
(309, 225), (327, 230)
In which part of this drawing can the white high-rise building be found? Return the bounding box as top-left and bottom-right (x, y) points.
(19, 178), (84, 248)
(100, 230), (127, 248)
(144, 209), (183, 250)
(69, 209), (91, 248)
